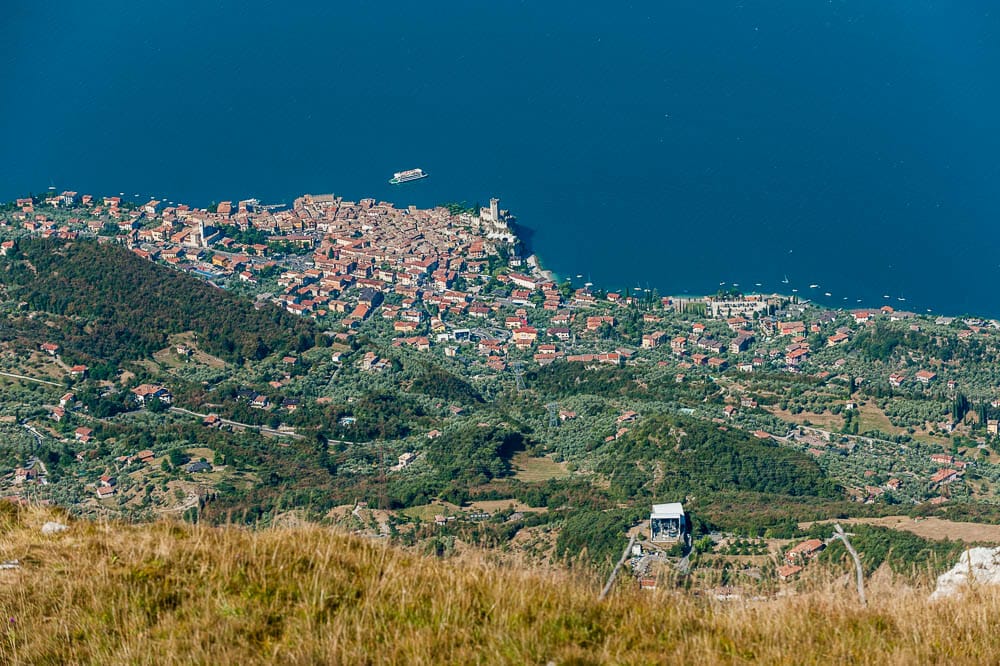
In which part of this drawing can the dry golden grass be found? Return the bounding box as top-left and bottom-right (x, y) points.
(1, 504), (999, 664)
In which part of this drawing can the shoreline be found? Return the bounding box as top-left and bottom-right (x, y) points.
(0, 187), (972, 321)
(519, 237), (950, 319)
(524, 254), (556, 284)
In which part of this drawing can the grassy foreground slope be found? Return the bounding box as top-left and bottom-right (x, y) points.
(1, 506), (999, 665)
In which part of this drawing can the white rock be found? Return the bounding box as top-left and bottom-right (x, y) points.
(931, 547), (1000, 599)
(40, 521), (68, 535)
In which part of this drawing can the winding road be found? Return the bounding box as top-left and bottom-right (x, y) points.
(168, 406), (305, 440)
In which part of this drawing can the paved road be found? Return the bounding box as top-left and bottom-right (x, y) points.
(20, 423), (46, 453)
(168, 406), (305, 440)
(0, 371), (63, 387)
(791, 424), (905, 450)
(676, 534), (694, 575)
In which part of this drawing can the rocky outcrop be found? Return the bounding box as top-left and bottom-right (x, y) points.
(931, 547), (1000, 599)
(40, 521), (68, 535)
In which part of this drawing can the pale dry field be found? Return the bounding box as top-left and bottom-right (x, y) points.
(802, 515), (1000, 543)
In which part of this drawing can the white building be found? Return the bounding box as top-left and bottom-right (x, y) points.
(650, 502), (686, 543)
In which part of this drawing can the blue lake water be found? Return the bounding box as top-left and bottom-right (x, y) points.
(2, 1), (999, 315)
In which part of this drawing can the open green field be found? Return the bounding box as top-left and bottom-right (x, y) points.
(512, 452), (570, 482)
(153, 332), (229, 370)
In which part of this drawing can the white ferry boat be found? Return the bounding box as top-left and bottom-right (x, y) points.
(389, 168), (428, 184)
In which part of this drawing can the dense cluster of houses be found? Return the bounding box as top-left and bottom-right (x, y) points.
(8, 192), (990, 392)
(10, 191), (997, 423)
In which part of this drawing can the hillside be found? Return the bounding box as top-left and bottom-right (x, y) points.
(1, 505), (998, 665)
(0, 238), (316, 365)
(7, 203), (1000, 609)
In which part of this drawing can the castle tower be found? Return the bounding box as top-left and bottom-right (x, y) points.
(489, 198), (500, 222)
